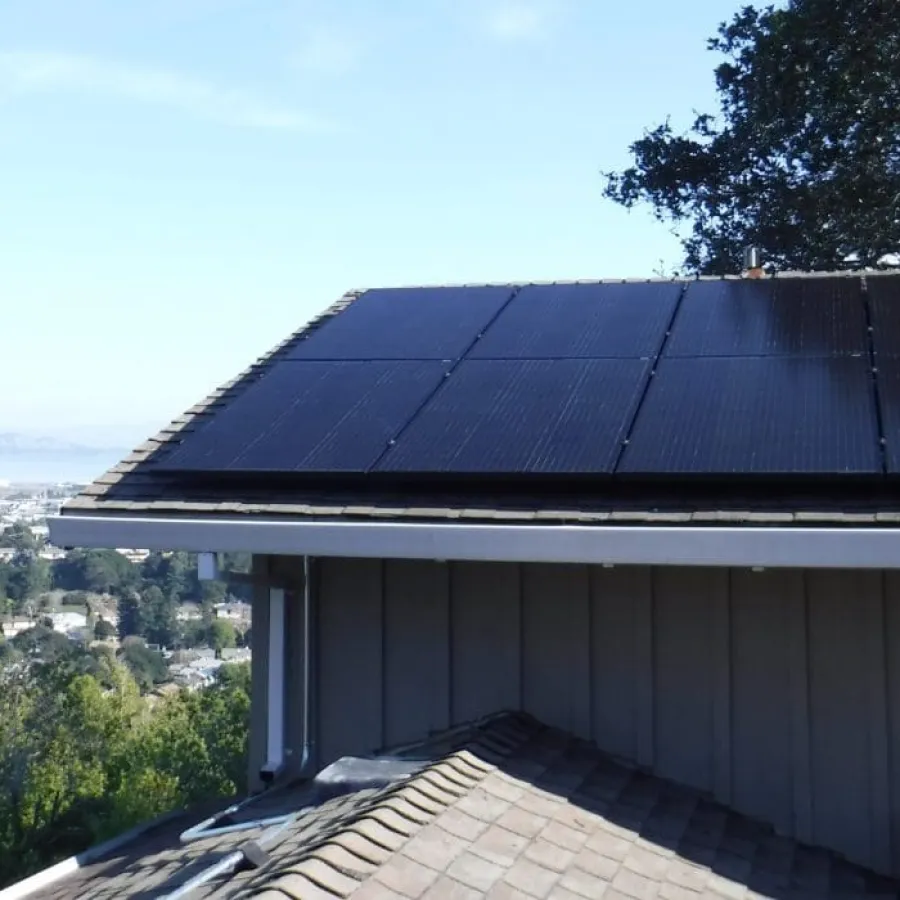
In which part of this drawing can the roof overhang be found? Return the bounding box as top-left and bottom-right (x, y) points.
(48, 513), (900, 569)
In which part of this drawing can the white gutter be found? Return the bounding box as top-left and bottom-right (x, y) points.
(48, 514), (900, 569)
(0, 810), (182, 900)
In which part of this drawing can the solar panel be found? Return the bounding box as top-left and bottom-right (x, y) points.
(376, 358), (651, 474)
(665, 277), (867, 358)
(618, 356), (880, 474)
(158, 360), (448, 473)
(874, 357), (900, 473)
(866, 275), (900, 357)
(288, 286), (515, 361)
(469, 282), (680, 359)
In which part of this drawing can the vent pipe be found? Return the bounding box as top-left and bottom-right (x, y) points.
(743, 246), (764, 279)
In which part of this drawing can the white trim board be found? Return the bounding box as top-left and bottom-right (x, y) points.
(49, 514), (900, 569)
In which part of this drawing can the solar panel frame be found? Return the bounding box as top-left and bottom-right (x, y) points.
(156, 359), (450, 473)
(664, 277), (868, 358)
(376, 358), (652, 475)
(468, 281), (681, 360)
(866, 276), (900, 358)
(618, 355), (881, 475)
(287, 286), (516, 361)
(873, 356), (900, 473)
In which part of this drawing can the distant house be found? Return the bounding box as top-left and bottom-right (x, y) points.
(46, 273), (900, 897)
(49, 611), (87, 635)
(0, 618), (33, 639)
(213, 601), (250, 623)
(175, 601), (203, 622)
(37, 547), (66, 561)
(115, 547), (149, 564)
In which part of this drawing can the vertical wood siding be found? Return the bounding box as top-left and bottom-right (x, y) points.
(304, 557), (900, 877)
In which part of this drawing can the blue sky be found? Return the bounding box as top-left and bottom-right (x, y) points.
(1, 0), (734, 445)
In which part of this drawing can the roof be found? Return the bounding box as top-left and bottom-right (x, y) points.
(57, 272), (900, 529)
(26, 712), (899, 899)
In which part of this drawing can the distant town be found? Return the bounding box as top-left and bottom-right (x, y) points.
(0, 480), (252, 692)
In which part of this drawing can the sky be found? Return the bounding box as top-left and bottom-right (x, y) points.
(1, 0), (736, 446)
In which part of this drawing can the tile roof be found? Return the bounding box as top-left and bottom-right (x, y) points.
(29, 713), (900, 899)
(60, 273), (900, 526)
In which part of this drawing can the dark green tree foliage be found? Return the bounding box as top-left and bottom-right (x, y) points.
(117, 591), (142, 639)
(0, 524), (40, 553)
(603, 0), (900, 274)
(220, 552), (251, 574)
(208, 619), (237, 653)
(0, 655), (250, 889)
(142, 552), (198, 604)
(139, 585), (178, 647)
(54, 549), (137, 595)
(94, 618), (116, 640)
(118, 638), (168, 691)
(4, 554), (50, 605)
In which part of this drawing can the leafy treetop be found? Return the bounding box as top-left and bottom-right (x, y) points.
(603, 0), (900, 274)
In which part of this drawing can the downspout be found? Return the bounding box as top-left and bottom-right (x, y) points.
(297, 555), (314, 775)
(179, 557), (314, 846)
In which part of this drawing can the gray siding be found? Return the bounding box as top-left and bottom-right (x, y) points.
(285, 557), (900, 877)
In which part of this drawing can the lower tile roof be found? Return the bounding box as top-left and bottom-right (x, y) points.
(28, 713), (899, 899)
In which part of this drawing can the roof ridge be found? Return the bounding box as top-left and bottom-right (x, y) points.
(342, 269), (899, 292)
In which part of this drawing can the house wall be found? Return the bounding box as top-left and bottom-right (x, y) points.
(272, 557), (899, 878)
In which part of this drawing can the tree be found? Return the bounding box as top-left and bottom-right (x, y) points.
(118, 638), (168, 692)
(94, 618), (116, 640)
(0, 524), (39, 553)
(200, 579), (227, 606)
(178, 619), (208, 649)
(0, 648), (250, 889)
(11, 625), (74, 665)
(54, 549), (137, 595)
(142, 552), (197, 604)
(139, 586), (178, 648)
(220, 552), (251, 574)
(208, 619), (237, 654)
(603, 0), (900, 274)
(117, 591), (141, 640)
(4, 553), (51, 606)
(0, 636), (20, 666)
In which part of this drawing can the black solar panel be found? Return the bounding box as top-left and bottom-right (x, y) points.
(866, 276), (900, 357)
(665, 278), (867, 358)
(158, 360), (448, 473)
(469, 282), (680, 359)
(376, 358), (651, 474)
(874, 357), (900, 473)
(619, 356), (880, 474)
(288, 286), (514, 361)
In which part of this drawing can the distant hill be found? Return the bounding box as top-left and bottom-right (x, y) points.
(0, 433), (124, 456)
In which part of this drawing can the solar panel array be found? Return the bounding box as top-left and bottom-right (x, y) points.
(159, 275), (900, 479)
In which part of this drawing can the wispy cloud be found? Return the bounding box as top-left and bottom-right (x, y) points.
(291, 27), (362, 76)
(0, 51), (328, 131)
(480, 2), (553, 41)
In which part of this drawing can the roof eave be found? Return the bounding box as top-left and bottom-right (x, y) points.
(47, 513), (900, 570)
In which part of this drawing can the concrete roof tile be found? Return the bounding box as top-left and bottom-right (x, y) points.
(24, 712), (900, 900)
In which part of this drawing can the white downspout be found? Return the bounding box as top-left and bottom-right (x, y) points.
(298, 555), (313, 774)
(262, 586), (285, 780)
(260, 557), (313, 782)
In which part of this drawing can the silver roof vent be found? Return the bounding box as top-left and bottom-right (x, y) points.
(743, 246), (764, 279)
